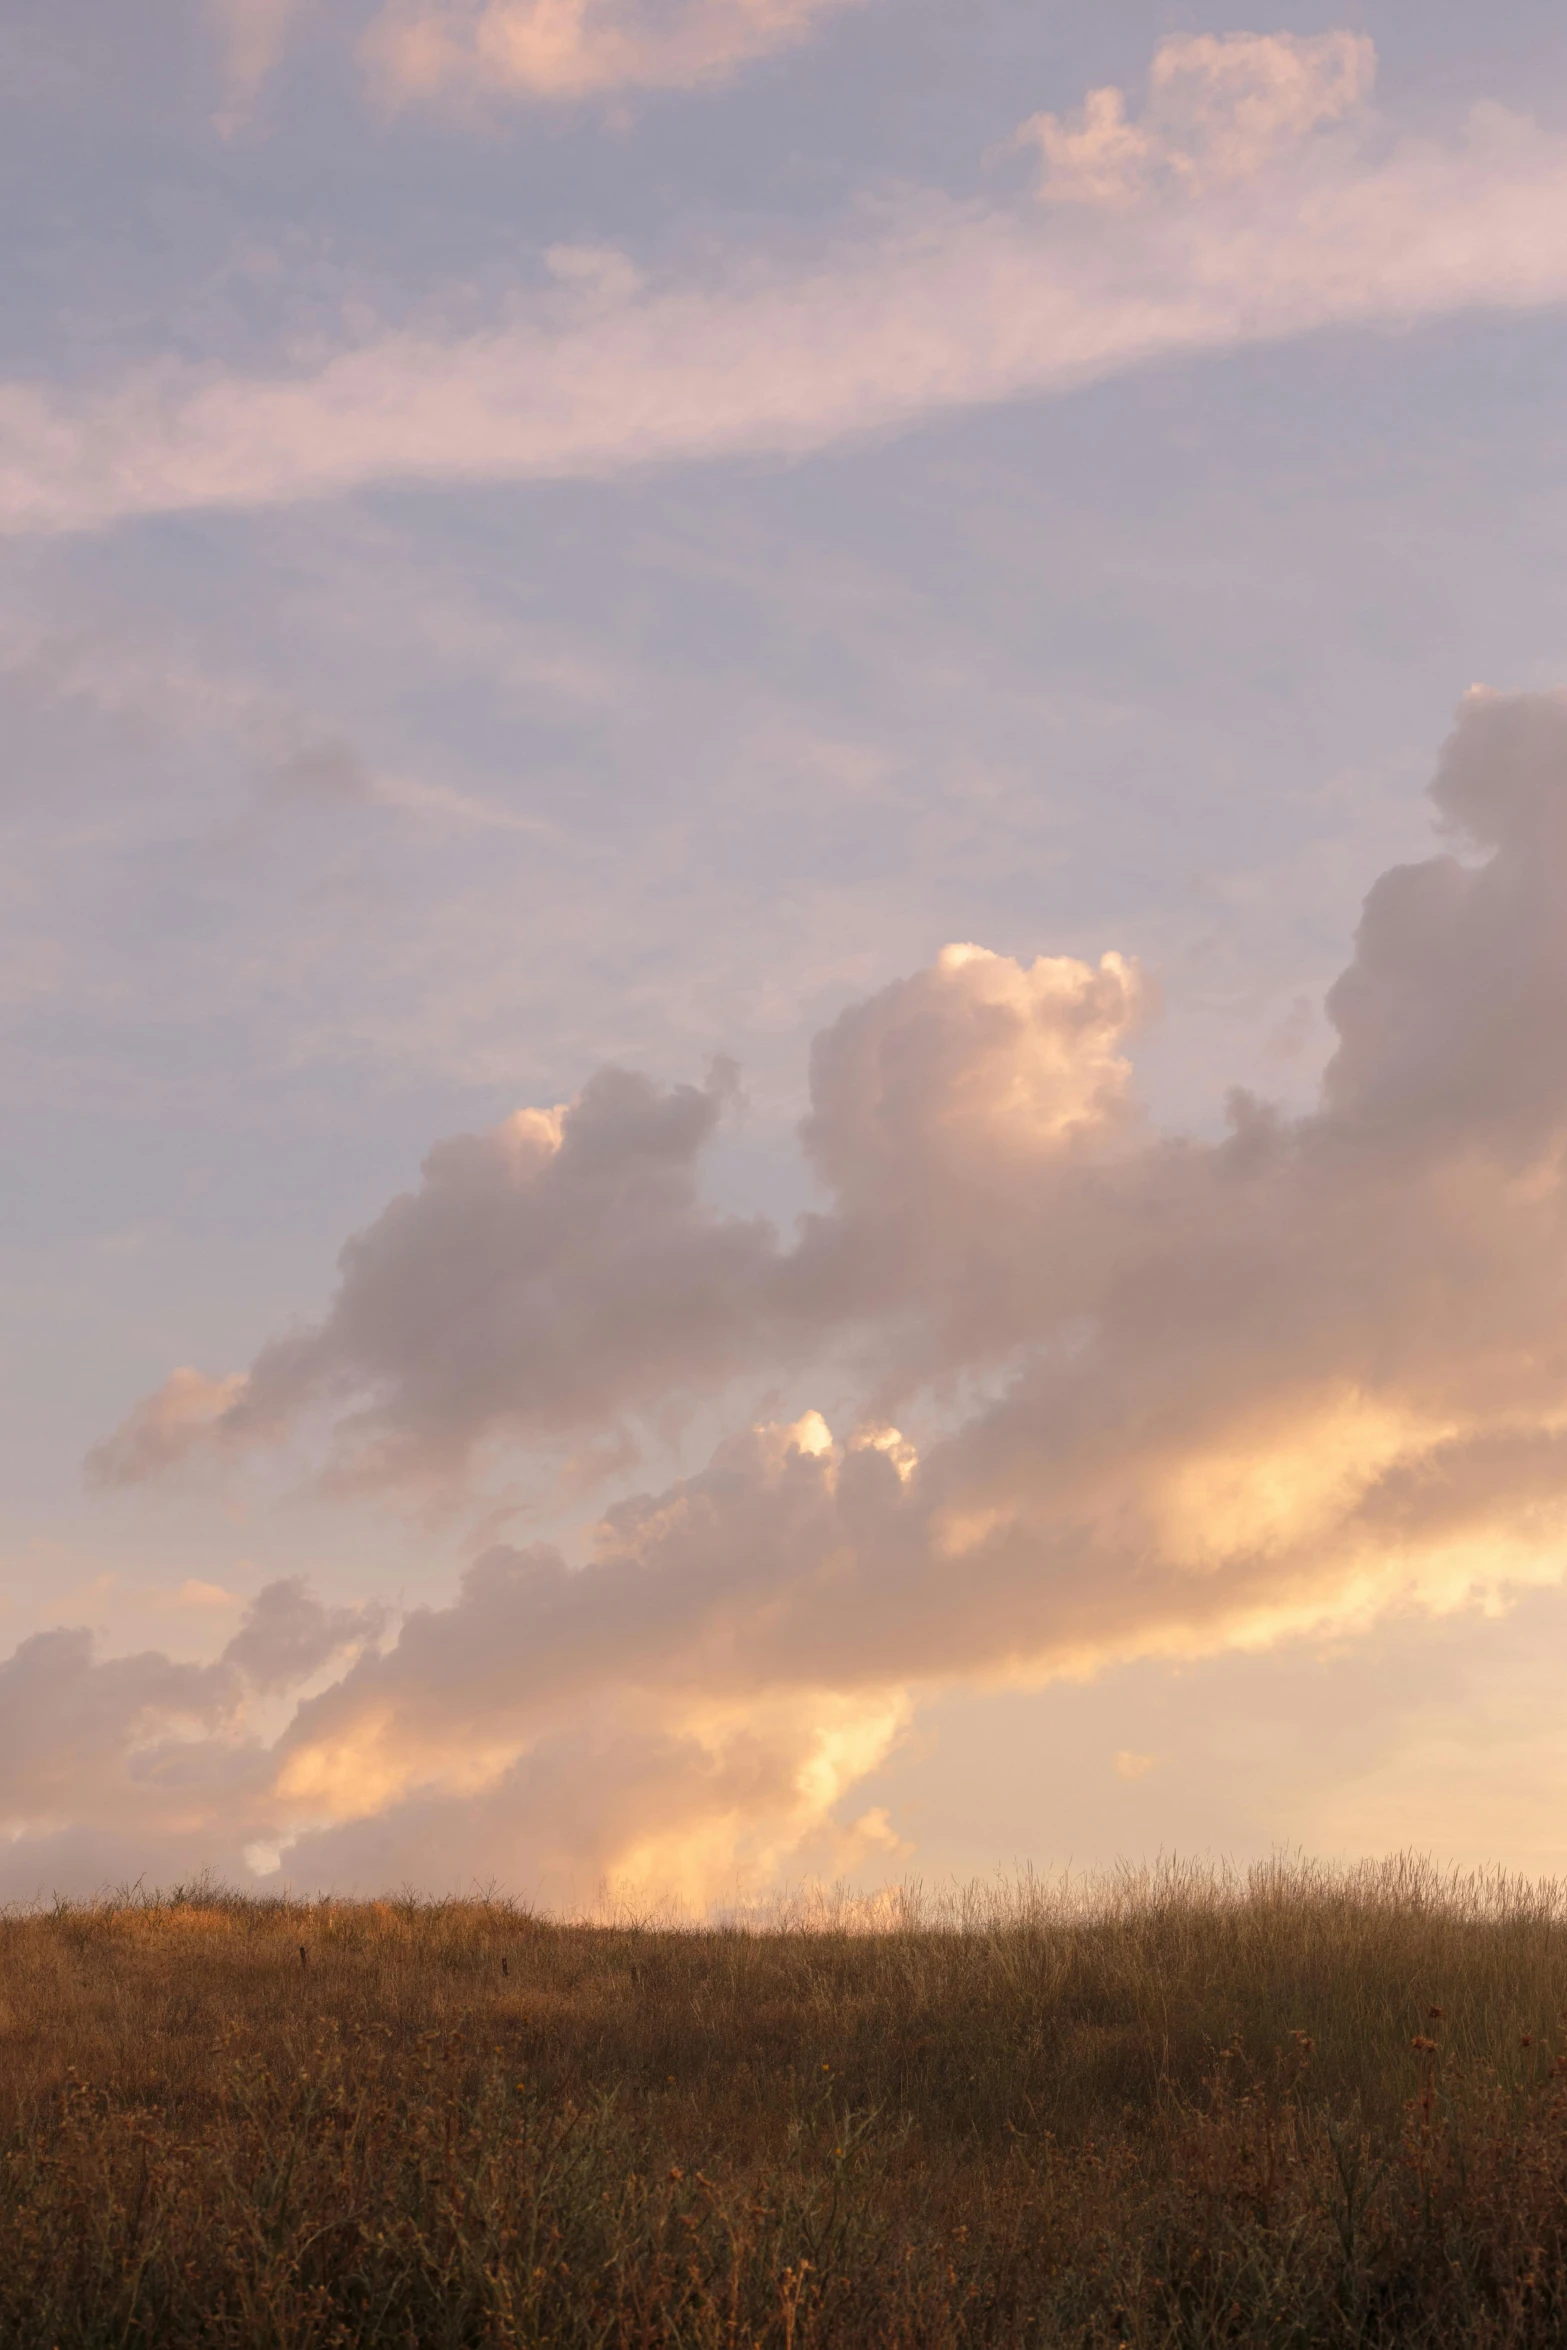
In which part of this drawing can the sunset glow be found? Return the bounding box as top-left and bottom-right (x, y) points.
(7, 1), (1567, 1906)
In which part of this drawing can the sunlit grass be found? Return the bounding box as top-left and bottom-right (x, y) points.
(2, 1856), (1565, 2342)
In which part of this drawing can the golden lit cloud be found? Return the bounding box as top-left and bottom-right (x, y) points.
(11, 687), (1567, 1903)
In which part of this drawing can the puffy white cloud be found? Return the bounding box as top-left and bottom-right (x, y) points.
(22, 687), (1567, 1902)
(363, 0), (862, 106)
(801, 943), (1144, 1206)
(9, 37), (1567, 535)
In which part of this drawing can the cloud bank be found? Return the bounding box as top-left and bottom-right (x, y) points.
(9, 33), (1567, 536)
(11, 687), (1567, 1906)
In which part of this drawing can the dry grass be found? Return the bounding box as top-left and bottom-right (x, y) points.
(2, 1856), (1566, 2344)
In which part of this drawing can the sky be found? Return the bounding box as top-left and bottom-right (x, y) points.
(6, 0), (1567, 1907)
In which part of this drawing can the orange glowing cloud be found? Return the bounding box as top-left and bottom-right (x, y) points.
(13, 686), (1567, 1904)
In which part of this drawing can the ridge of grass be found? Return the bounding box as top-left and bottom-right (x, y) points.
(2, 1856), (1565, 2344)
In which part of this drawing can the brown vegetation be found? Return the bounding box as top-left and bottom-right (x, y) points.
(2, 1857), (1566, 2344)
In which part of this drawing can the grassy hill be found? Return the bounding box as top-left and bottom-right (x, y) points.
(2, 1858), (1565, 2345)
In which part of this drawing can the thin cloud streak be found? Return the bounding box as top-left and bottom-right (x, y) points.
(363, 0), (866, 106)
(6, 41), (1567, 535)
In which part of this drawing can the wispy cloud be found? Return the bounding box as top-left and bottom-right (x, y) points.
(34, 687), (1567, 1904)
(210, 0), (307, 110)
(1023, 30), (1375, 207)
(362, 0), (865, 106)
(86, 1368), (247, 1490)
(7, 36), (1567, 537)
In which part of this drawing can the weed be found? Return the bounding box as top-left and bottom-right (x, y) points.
(0, 1857), (1565, 2343)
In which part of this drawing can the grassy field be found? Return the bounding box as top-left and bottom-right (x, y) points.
(2, 1858), (1566, 2346)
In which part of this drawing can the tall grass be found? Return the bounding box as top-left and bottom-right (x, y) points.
(1, 1856), (1565, 2343)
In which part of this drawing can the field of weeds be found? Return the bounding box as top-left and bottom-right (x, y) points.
(2, 1856), (1566, 2346)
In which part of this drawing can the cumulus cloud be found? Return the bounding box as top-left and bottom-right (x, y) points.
(22, 687), (1567, 1903)
(91, 948), (1147, 1490)
(0, 1577), (383, 1896)
(89, 1066), (795, 1489)
(8, 35), (1567, 536)
(221, 1574), (389, 1691)
(362, 0), (863, 106)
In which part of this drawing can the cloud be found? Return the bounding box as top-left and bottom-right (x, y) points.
(85, 1367), (247, 1488)
(362, 0), (863, 106)
(210, 0), (306, 107)
(221, 1574), (389, 1691)
(8, 36), (1567, 536)
(0, 1577), (382, 1890)
(0, 1535), (909, 1908)
(90, 1064), (792, 1490)
(204, 0), (862, 113)
(37, 688), (1567, 1902)
(1023, 31), (1375, 208)
(91, 947), (1146, 1489)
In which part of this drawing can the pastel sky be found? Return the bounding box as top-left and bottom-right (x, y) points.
(7, 0), (1567, 1907)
